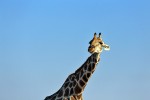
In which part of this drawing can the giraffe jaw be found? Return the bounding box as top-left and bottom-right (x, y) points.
(88, 45), (102, 54)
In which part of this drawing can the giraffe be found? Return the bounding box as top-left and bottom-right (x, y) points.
(44, 33), (110, 100)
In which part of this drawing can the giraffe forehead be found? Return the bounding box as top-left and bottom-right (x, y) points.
(90, 40), (100, 46)
(90, 37), (102, 45)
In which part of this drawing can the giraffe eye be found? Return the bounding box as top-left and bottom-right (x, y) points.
(99, 42), (103, 44)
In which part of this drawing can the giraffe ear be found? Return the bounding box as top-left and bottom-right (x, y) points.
(94, 32), (97, 38)
(89, 32), (97, 44)
(99, 33), (101, 37)
(94, 32), (97, 35)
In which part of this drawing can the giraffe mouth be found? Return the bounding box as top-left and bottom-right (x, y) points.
(103, 45), (110, 51)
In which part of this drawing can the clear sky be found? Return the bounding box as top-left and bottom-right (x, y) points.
(0, 0), (150, 100)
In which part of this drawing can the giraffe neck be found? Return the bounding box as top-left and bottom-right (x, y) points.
(44, 52), (100, 100)
(73, 52), (100, 94)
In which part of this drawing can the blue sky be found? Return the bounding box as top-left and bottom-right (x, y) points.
(0, 0), (150, 100)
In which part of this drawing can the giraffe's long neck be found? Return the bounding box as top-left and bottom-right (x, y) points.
(73, 52), (100, 94)
(44, 53), (100, 100)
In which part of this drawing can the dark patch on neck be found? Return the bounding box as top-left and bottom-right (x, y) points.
(82, 74), (88, 82)
(88, 64), (92, 71)
(80, 69), (84, 77)
(69, 83), (72, 87)
(74, 84), (82, 94)
(64, 82), (69, 88)
(71, 75), (75, 81)
(57, 98), (63, 100)
(51, 95), (56, 100)
(76, 73), (80, 81)
(84, 64), (88, 70)
(70, 88), (74, 95)
(64, 88), (69, 97)
(79, 80), (85, 87)
(73, 81), (76, 87)
(87, 73), (91, 78)
(57, 89), (63, 97)
(91, 63), (96, 69)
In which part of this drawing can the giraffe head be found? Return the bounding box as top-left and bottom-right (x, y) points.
(88, 33), (110, 54)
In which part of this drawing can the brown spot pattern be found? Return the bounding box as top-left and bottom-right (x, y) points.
(74, 84), (82, 94)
